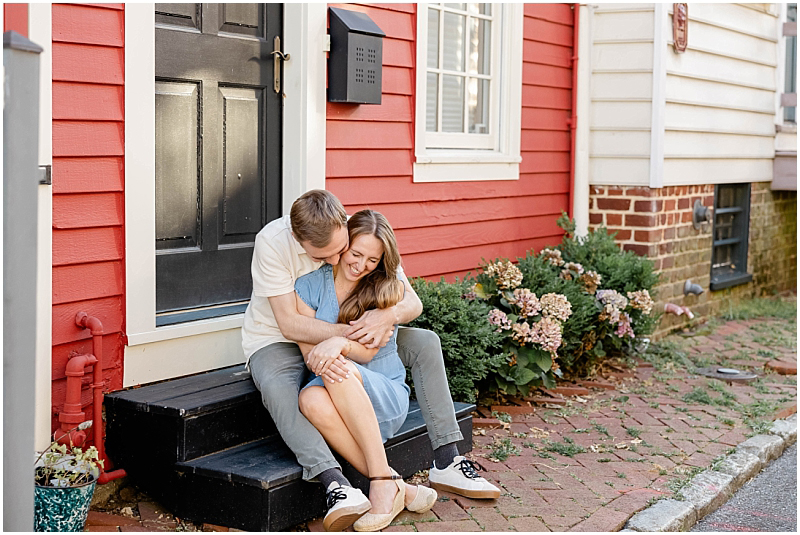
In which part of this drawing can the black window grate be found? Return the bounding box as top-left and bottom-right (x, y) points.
(710, 184), (753, 291)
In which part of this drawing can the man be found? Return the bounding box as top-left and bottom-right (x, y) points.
(243, 190), (499, 530)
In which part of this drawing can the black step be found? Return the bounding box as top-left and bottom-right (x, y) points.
(171, 403), (474, 531)
(105, 365), (475, 531)
(106, 365), (274, 463)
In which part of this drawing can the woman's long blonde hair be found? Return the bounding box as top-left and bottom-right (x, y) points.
(337, 210), (404, 325)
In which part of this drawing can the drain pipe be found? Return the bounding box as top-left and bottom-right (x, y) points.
(75, 312), (126, 484)
(567, 2), (580, 219)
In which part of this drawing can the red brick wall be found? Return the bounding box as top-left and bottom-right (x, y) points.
(590, 183), (797, 337)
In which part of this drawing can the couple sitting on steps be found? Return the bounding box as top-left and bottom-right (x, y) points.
(241, 190), (500, 532)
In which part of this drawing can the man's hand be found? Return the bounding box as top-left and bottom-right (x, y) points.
(343, 307), (397, 349)
(305, 337), (351, 383)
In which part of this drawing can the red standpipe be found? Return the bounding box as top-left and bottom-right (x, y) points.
(567, 3), (580, 219)
(74, 312), (127, 484)
(54, 354), (98, 446)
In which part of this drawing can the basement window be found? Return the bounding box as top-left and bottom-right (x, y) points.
(710, 184), (753, 291)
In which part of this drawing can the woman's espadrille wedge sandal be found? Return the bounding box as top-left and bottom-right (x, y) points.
(353, 473), (405, 532)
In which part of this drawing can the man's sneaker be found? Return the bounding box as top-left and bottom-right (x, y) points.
(323, 482), (371, 532)
(428, 456), (501, 499)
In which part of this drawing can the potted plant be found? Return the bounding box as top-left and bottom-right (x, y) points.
(34, 422), (103, 532)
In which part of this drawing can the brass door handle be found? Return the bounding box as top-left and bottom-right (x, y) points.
(271, 36), (290, 93)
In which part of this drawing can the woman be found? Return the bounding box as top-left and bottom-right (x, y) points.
(294, 210), (437, 532)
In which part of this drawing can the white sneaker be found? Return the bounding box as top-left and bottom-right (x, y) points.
(428, 456), (501, 499)
(323, 482), (371, 532)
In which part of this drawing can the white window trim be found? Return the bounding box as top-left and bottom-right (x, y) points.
(124, 4), (327, 385)
(413, 3), (523, 183)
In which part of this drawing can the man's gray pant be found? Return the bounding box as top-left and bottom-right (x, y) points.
(248, 327), (463, 481)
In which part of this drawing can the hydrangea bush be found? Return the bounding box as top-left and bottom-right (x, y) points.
(471, 215), (659, 394)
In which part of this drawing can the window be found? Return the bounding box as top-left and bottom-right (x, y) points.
(710, 184), (753, 291)
(785, 4), (797, 123)
(414, 3), (523, 183)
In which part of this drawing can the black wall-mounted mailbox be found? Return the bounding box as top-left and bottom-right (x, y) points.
(328, 7), (385, 104)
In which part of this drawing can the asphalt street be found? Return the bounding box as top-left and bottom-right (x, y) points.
(692, 442), (797, 532)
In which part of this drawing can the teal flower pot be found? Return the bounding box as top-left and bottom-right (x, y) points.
(34, 478), (96, 532)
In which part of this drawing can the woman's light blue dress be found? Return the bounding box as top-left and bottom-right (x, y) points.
(295, 264), (410, 443)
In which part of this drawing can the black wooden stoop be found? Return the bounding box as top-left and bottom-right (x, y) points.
(105, 365), (474, 531)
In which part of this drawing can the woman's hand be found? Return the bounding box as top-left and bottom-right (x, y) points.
(343, 308), (398, 349)
(306, 337), (352, 383)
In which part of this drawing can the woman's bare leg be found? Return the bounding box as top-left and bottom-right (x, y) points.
(299, 386), (368, 474)
(299, 363), (418, 513)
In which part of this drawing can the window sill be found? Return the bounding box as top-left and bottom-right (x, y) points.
(127, 313), (244, 346)
(413, 158), (521, 183)
(710, 272), (753, 291)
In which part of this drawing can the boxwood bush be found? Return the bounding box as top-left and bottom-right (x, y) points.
(408, 277), (506, 403)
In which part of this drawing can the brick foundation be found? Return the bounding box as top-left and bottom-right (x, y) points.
(589, 183), (797, 337)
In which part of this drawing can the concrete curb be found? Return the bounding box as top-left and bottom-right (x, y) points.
(623, 414), (797, 532)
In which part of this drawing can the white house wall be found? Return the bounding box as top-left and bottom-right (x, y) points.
(662, 3), (780, 186)
(585, 3), (790, 188)
(588, 4), (656, 186)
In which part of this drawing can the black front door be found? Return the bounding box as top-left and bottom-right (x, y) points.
(155, 3), (282, 322)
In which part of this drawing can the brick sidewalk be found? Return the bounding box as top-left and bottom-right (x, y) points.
(87, 315), (796, 532)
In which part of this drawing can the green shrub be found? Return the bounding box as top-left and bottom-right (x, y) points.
(408, 277), (507, 403)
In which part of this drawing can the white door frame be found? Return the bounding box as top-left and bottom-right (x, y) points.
(123, 4), (327, 386)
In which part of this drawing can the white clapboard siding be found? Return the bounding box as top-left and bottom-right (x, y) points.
(592, 72), (653, 100)
(591, 101), (653, 129)
(662, 3), (780, 185)
(591, 157), (651, 185)
(664, 103), (776, 137)
(591, 130), (652, 157)
(666, 77), (776, 115)
(664, 158), (774, 183)
(664, 131), (776, 158)
(593, 10), (654, 41)
(592, 42), (655, 71)
(589, 4), (656, 185)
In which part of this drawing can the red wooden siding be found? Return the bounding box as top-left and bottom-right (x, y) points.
(326, 4), (574, 281)
(51, 3), (125, 441)
(4, 3), (28, 36)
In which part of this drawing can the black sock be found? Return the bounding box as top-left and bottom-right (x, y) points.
(318, 468), (350, 491)
(433, 443), (459, 470)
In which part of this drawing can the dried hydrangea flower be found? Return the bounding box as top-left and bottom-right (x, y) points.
(539, 248), (564, 267)
(560, 262), (585, 280)
(615, 313), (635, 338)
(488, 308), (512, 331)
(484, 260), (523, 290)
(511, 321), (534, 345)
(539, 293), (573, 322)
(627, 289), (654, 315)
(579, 270), (602, 294)
(531, 316), (563, 355)
(596, 289), (628, 325)
(508, 288), (541, 317)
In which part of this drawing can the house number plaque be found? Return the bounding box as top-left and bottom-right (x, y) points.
(673, 3), (688, 53)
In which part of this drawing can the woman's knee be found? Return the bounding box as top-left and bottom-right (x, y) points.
(324, 361), (364, 397)
(299, 386), (336, 423)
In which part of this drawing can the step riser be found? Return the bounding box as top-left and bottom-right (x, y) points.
(107, 393), (275, 464)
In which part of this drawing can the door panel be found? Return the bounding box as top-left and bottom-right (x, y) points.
(155, 3), (282, 316)
(155, 3), (200, 29)
(155, 81), (200, 250)
(221, 86), (264, 239)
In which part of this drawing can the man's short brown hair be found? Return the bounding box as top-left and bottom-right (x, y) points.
(290, 189), (348, 248)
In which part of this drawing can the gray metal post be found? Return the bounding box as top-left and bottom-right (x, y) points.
(3, 31), (43, 532)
